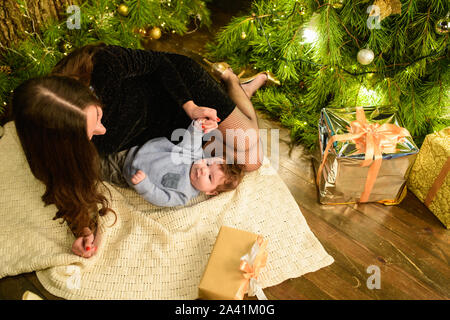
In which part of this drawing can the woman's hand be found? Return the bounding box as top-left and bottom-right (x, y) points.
(195, 118), (218, 134)
(182, 100), (221, 124)
(71, 227), (100, 258)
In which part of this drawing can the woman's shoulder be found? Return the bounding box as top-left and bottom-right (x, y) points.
(94, 45), (161, 69)
(97, 44), (157, 57)
(93, 44), (123, 60)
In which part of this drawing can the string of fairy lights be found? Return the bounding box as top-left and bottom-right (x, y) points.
(251, 1), (449, 78)
(1, 1), (448, 110)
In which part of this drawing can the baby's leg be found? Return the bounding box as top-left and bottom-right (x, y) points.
(99, 149), (130, 187)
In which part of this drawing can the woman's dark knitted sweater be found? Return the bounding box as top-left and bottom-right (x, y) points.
(90, 45), (235, 156)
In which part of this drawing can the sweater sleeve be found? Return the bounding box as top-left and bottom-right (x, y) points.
(172, 120), (204, 154)
(91, 45), (193, 107)
(132, 176), (188, 207)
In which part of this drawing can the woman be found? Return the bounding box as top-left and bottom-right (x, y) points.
(12, 76), (113, 258)
(13, 43), (273, 258)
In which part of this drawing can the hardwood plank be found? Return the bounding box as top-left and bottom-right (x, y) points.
(280, 169), (449, 300)
(265, 276), (337, 300)
(354, 202), (450, 264)
(299, 205), (444, 300)
(398, 192), (449, 232)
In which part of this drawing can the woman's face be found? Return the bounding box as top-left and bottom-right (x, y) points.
(85, 105), (106, 140)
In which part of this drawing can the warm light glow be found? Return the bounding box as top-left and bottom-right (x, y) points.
(357, 86), (382, 106)
(360, 86), (376, 98)
(303, 28), (318, 43)
(302, 13), (320, 44)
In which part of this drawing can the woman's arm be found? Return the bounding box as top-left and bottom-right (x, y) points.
(92, 46), (221, 128)
(182, 101), (220, 132)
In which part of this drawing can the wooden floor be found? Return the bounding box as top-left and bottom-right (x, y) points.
(257, 115), (449, 300)
(1, 0), (449, 300)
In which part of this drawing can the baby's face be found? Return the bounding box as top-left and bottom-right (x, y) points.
(190, 158), (225, 195)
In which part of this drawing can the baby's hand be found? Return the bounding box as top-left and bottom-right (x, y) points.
(195, 118), (219, 134)
(131, 170), (146, 185)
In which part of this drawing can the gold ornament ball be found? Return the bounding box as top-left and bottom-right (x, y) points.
(149, 26), (162, 40)
(241, 31), (247, 40)
(299, 7), (306, 15)
(117, 3), (129, 16)
(435, 18), (449, 34)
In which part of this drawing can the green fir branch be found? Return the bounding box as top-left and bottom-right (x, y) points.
(207, 0), (449, 148)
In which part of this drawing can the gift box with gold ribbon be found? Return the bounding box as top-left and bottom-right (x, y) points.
(407, 128), (450, 229)
(314, 106), (419, 204)
(198, 226), (268, 300)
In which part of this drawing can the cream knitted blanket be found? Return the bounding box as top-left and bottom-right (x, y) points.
(0, 122), (333, 299)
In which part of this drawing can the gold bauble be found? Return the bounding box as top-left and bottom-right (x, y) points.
(149, 26), (162, 40)
(240, 31), (247, 40)
(299, 7), (306, 15)
(370, 0), (402, 21)
(117, 3), (129, 16)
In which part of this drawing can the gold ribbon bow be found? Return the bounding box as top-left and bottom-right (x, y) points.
(234, 236), (268, 300)
(317, 107), (411, 203)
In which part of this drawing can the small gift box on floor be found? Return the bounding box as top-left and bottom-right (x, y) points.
(198, 226), (268, 300)
(314, 106), (419, 204)
(407, 128), (450, 229)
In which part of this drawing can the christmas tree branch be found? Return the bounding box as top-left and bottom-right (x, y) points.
(335, 14), (360, 49)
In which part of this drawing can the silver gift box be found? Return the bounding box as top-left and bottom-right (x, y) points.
(313, 106), (419, 204)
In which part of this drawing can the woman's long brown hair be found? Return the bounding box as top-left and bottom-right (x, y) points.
(51, 42), (106, 86)
(12, 75), (115, 237)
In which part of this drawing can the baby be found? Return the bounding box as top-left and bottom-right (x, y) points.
(122, 119), (244, 207)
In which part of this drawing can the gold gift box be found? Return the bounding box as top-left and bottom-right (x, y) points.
(407, 128), (450, 229)
(198, 226), (259, 300)
(314, 106), (419, 204)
